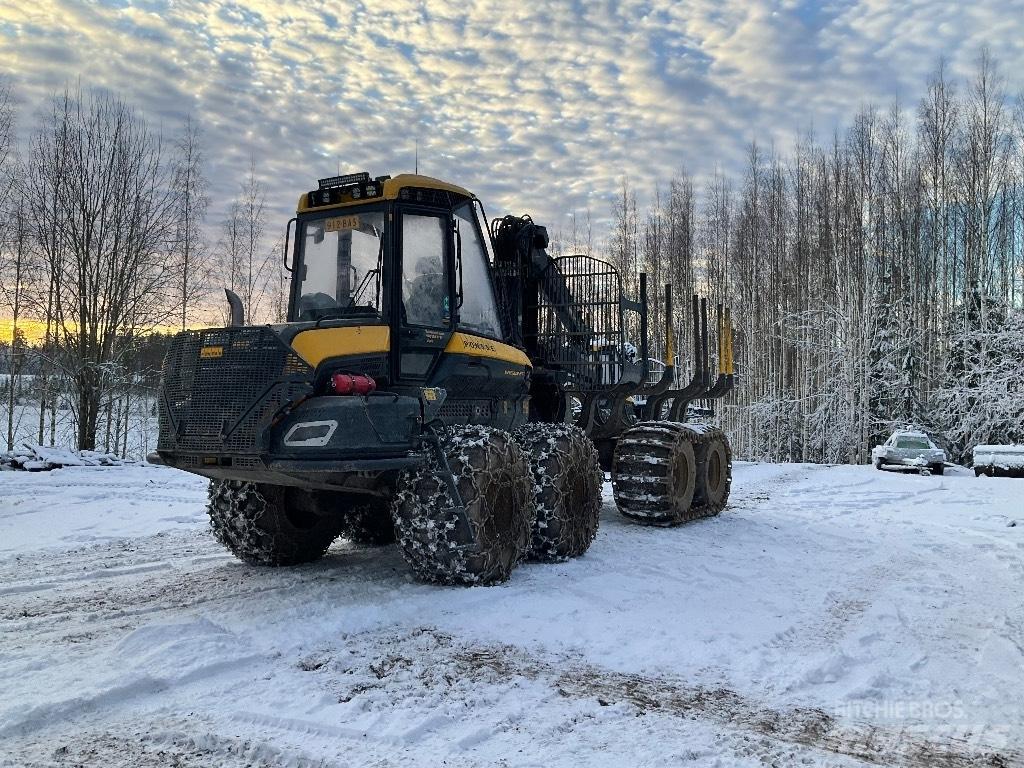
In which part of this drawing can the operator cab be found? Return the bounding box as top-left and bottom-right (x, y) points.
(287, 172), (506, 382)
(289, 173), (502, 335)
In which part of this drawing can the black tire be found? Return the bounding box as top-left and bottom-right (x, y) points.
(691, 426), (732, 515)
(392, 425), (535, 585)
(874, 457), (884, 470)
(612, 421), (697, 525)
(975, 467), (987, 477)
(207, 480), (344, 566)
(512, 422), (603, 562)
(930, 463), (945, 476)
(338, 498), (396, 545)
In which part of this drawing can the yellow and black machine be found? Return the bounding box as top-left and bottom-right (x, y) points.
(156, 172), (736, 584)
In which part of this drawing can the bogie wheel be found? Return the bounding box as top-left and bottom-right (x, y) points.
(612, 421), (697, 525)
(392, 425), (535, 585)
(512, 423), (603, 562)
(337, 497), (396, 545)
(690, 426), (732, 516)
(208, 480), (345, 566)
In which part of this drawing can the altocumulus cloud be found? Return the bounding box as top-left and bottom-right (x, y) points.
(1, 0), (1023, 236)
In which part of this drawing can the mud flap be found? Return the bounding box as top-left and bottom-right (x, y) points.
(422, 425), (468, 517)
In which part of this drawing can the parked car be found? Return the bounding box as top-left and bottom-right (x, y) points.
(872, 430), (948, 475)
(973, 444), (1024, 477)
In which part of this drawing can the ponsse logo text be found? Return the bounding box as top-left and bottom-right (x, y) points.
(462, 338), (497, 353)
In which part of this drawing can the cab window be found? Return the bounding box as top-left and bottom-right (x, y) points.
(401, 213), (449, 328)
(296, 212), (384, 321)
(454, 203), (502, 338)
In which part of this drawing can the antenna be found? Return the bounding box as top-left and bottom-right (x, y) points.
(415, 139), (419, 174)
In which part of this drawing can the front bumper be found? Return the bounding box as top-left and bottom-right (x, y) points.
(158, 393), (425, 490)
(877, 451), (946, 466)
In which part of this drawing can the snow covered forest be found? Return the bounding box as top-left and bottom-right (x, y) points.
(2, 53), (1024, 463)
(588, 54), (1024, 465)
(0, 82), (287, 456)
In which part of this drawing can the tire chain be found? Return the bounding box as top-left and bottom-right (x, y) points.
(612, 421), (732, 525)
(391, 425), (535, 585)
(207, 479), (342, 566)
(512, 422), (603, 561)
(337, 499), (397, 545)
(689, 424), (733, 517)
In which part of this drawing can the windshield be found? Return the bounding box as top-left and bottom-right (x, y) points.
(896, 437), (932, 450)
(296, 211), (385, 321)
(454, 203), (502, 337)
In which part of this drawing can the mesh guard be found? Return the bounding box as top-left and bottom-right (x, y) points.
(533, 255), (637, 392)
(158, 327), (314, 455)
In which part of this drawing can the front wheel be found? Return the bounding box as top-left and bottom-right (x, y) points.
(207, 481), (345, 566)
(513, 423), (603, 562)
(337, 497), (396, 545)
(874, 457), (884, 470)
(930, 463), (945, 476)
(392, 426), (535, 585)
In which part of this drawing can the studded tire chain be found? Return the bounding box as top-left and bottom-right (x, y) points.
(391, 425), (536, 586)
(612, 421), (732, 526)
(511, 422), (603, 562)
(207, 479), (346, 566)
(337, 498), (397, 545)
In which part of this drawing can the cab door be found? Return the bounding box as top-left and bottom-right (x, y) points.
(395, 209), (454, 381)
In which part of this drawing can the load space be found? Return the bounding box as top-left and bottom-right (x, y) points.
(156, 172), (739, 585)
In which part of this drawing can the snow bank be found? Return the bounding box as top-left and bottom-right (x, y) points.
(0, 443), (132, 471)
(973, 444), (1024, 472)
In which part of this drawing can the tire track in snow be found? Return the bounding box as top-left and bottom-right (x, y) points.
(449, 639), (1018, 768)
(282, 626), (1017, 768)
(0, 536), (409, 654)
(5, 723), (345, 768)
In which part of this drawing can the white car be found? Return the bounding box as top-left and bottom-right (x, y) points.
(872, 431), (948, 475)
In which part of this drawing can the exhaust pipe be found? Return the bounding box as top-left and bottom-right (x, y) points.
(225, 289), (244, 327)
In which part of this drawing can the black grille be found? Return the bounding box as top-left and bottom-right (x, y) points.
(158, 327), (313, 455)
(438, 399), (490, 425)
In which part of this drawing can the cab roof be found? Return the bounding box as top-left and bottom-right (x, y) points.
(296, 173), (474, 214)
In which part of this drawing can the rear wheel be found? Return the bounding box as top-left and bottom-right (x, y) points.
(513, 423), (603, 561)
(612, 421), (697, 525)
(392, 425), (535, 585)
(207, 480), (345, 566)
(691, 427), (732, 515)
(929, 463), (945, 476)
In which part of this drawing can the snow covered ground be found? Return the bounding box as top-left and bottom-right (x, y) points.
(0, 462), (1021, 767)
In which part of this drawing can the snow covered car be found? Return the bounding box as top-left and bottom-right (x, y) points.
(872, 431), (947, 475)
(973, 444), (1024, 477)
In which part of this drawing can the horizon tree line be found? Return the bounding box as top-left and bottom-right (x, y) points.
(600, 52), (1024, 464)
(0, 83), (282, 452)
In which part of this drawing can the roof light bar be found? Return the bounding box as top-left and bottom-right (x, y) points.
(318, 172), (370, 190)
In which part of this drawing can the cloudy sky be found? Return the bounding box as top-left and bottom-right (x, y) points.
(2, 0), (1024, 239)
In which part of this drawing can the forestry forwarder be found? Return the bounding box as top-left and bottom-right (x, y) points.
(155, 172), (736, 585)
